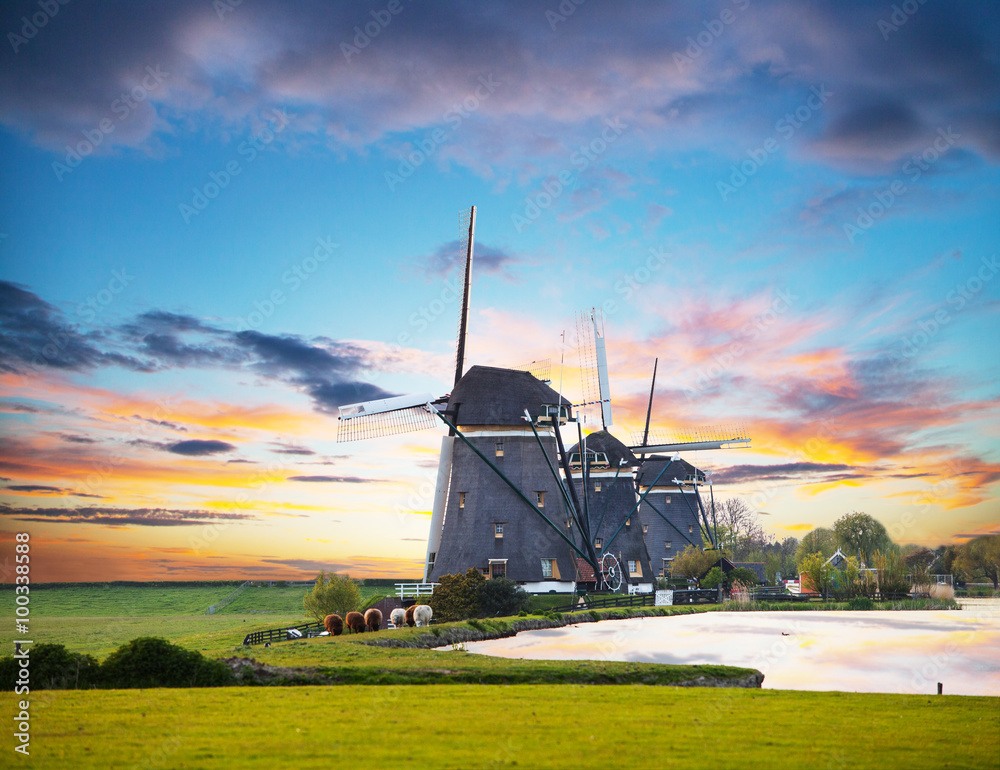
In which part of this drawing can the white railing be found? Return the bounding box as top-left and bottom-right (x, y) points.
(396, 582), (439, 599)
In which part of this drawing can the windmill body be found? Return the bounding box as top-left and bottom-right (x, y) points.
(567, 430), (653, 592)
(425, 366), (580, 591)
(636, 456), (709, 580)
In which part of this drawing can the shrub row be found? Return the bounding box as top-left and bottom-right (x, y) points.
(1, 638), (234, 690)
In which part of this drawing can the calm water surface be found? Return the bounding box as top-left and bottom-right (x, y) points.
(461, 600), (1000, 695)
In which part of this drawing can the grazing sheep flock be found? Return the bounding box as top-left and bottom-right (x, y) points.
(323, 613), (344, 636)
(326, 605), (431, 636)
(364, 608), (383, 632)
(345, 611), (366, 634)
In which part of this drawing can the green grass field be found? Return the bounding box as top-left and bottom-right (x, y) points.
(11, 686), (997, 768)
(6, 583), (997, 766)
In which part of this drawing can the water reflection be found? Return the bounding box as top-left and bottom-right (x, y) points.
(462, 603), (1000, 695)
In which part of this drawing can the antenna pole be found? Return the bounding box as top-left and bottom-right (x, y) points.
(641, 357), (658, 458)
(454, 205), (476, 388)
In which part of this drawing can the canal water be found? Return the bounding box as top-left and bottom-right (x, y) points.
(461, 600), (1000, 695)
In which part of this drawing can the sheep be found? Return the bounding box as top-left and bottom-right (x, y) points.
(323, 613), (343, 636)
(364, 608), (383, 633)
(404, 604), (416, 627)
(413, 604), (433, 627)
(390, 608), (406, 629)
(345, 611), (366, 634)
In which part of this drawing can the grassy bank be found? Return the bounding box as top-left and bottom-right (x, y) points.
(11, 686), (996, 768)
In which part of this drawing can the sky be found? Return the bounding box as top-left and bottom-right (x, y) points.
(1, 0), (998, 582)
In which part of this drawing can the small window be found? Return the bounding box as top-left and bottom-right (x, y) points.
(688, 524), (693, 534)
(665, 541), (672, 550)
(625, 517), (631, 528)
(642, 524), (648, 534)
(541, 559), (554, 579)
(628, 560), (641, 577)
(459, 492), (466, 508)
(595, 538), (603, 550)
(594, 481), (601, 493)
(536, 491), (545, 507)
(494, 522), (504, 538)
(490, 561), (506, 578)
(495, 442), (504, 457)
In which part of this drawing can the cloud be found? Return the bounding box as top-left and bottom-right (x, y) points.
(6, 484), (63, 493)
(712, 462), (859, 485)
(418, 240), (518, 278)
(3, 1), (996, 178)
(167, 439), (236, 456)
(270, 444), (315, 456)
(285, 475), (375, 483)
(0, 281), (149, 374)
(0, 506), (253, 526)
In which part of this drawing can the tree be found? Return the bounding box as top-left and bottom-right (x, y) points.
(701, 566), (724, 589)
(728, 567), (759, 587)
(428, 568), (486, 621)
(712, 497), (773, 560)
(670, 544), (723, 582)
(799, 551), (834, 598)
(833, 512), (893, 565)
(954, 535), (1000, 589)
(303, 571), (361, 622)
(796, 528), (837, 568)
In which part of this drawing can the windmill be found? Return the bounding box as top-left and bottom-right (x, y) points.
(336, 207), (750, 591)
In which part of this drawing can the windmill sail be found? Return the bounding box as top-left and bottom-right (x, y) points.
(574, 308), (612, 428)
(336, 393), (440, 442)
(630, 423), (751, 453)
(336, 205), (476, 443)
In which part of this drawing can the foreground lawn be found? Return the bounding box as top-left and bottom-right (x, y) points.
(14, 686), (997, 768)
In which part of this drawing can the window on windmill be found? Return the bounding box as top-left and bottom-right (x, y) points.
(688, 524), (693, 534)
(665, 541), (672, 550)
(541, 558), (554, 579)
(459, 492), (466, 509)
(595, 538), (603, 550)
(495, 441), (504, 457)
(625, 517), (631, 528)
(628, 560), (642, 577)
(594, 481), (601, 493)
(642, 524), (648, 534)
(494, 522), (504, 538)
(535, 491), (545, 507)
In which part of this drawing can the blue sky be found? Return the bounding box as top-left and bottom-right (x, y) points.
(1, 0), (998, 580)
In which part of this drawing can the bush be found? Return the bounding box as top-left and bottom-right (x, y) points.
(728, 567), (758, 588)
(479, 577), (530, 617)
(847, 596), (874, 611)
(871, 550), (911, 599)
(428, 568), (485, 622)
(701, 566), (724, 590)
(303, 571), (361, 622)
(0, 643), (101, 690)
(100, 637), (234, 689)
